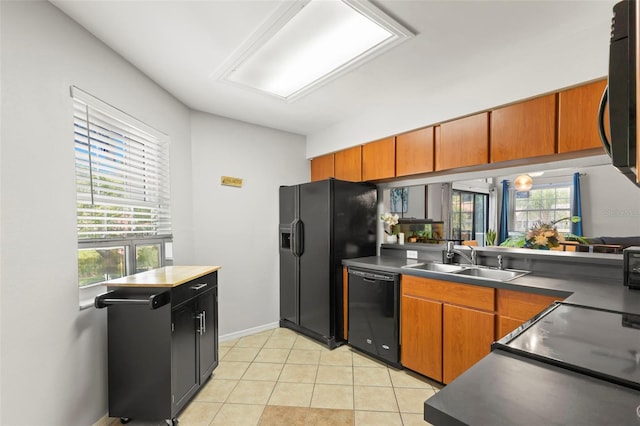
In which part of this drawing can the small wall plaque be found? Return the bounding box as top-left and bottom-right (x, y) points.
(221, 176), (243, 188)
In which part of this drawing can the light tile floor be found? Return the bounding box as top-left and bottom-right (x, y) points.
(110, 327), (441, 425)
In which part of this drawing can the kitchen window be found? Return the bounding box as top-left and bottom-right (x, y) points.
(512, 184), (572, 233)
(72, 86), (172, 293)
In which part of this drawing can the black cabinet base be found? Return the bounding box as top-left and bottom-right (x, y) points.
(279, 319), (344, 350)
(101, 272), (219, 423)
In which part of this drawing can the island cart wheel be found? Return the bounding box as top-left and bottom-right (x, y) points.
(119, 418), (131, 424)
(166, 418), (179, 426)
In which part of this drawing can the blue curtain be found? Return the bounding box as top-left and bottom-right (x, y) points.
(571, 172), (583, 236)
(498, 180), (509, 245)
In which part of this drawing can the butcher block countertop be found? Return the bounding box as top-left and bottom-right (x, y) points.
(103, 265), (221, 288)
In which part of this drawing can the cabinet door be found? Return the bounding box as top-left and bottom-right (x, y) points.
(435, 113), (489, 171)
(491, 94), (556, 163)
(400, 294), (443, 382)
(443, 304), (495, 384)
(496, 315), (525, 340)
(396, 127), (434, 177)
(558, 79), (608, 153)
(310, 153), (335, 181)
(172, 302), (198, 411)
(197, 288), (218, 383)
(362, 137), (395, 181)
(496, 289), (559, 322)
(335, 146), (362, 182)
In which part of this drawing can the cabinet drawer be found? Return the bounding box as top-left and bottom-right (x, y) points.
(172, 272), (218, 308)
(496, 289), (559, 321)
(402, 275), (494, 311)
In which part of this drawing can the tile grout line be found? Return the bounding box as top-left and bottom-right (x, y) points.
(188, 328), (437, 425)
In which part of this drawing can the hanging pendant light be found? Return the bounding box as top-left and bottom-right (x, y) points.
(514, 174), (533, 191)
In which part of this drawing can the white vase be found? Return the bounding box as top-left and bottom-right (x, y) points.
(386, 235), (397, 244)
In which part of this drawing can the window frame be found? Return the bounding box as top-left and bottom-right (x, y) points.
(72, 86), (173, 307)
(511, 182), (573, 234)
(78, 236), (173, 290)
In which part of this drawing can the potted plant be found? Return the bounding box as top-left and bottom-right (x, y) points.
(486, 229), (497, 246)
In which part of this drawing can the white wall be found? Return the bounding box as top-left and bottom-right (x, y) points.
(580, 165), (640, 237)
(190, 112), (307, 337)
(0, 1), (193, 424)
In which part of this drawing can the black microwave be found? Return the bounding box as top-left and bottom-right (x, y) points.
(599, 0), (639, 188)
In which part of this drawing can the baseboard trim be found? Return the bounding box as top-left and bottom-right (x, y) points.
(91, 413), (112, 426)
(219, 321), (279, 342)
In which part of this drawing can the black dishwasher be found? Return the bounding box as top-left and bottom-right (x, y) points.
(348, 267), (400, 367)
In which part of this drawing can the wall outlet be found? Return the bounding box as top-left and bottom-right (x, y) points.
(407, 250), (418, 259)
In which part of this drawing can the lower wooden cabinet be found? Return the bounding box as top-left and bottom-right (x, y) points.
(400, 275), (495, 384)
(495, 289), (561, 340)
(398, 276), (565, 384)
(401, 294), (443, 381)
(443, 304), (495, 383)
(496, 315), (525, 341)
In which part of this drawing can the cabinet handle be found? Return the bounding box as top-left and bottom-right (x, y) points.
(202, 310), (206, 334)
(196, 313), (204, 335)
(191, 283), (208, 291)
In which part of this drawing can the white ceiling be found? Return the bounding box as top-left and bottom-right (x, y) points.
(49, 0), (616, 138)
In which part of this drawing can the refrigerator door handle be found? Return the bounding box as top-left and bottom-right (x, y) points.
(292, 219), (304, 257)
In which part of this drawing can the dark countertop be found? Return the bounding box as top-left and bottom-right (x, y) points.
(342, 254), (640, 315)
(424, 350), (640, 426)
(342, 251), (640, 425)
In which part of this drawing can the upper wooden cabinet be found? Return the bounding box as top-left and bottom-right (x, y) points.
(396, 127), (434, 177)
(491, 94), (556, 163)
(558, 79), (608, 153)
(334, 146), (362, 182)
(362, 137), (395, 181)
(310, 153), (334, 182)
(309, 79), (607, 180)
(435, 112), (489, 171)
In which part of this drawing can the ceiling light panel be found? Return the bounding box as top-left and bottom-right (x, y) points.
(220, 0), (413, 101)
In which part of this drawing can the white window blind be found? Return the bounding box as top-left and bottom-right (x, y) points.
(72, 86), (172, 240)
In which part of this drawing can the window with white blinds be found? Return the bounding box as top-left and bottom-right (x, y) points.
(72, 86), (172, 239)
(72, 86), (173, 290)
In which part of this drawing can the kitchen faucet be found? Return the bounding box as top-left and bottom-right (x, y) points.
(444, 241), (477, 265)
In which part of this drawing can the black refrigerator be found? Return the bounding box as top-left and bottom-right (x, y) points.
(279, 178), (377, 348)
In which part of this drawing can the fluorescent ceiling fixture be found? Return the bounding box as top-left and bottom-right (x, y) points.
(219, 0), (414, 101)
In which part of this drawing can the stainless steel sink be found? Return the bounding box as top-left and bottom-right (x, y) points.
(453, 267), (530, 282)
(402, 262), (530, 282)
(402, 262), (466, 273)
